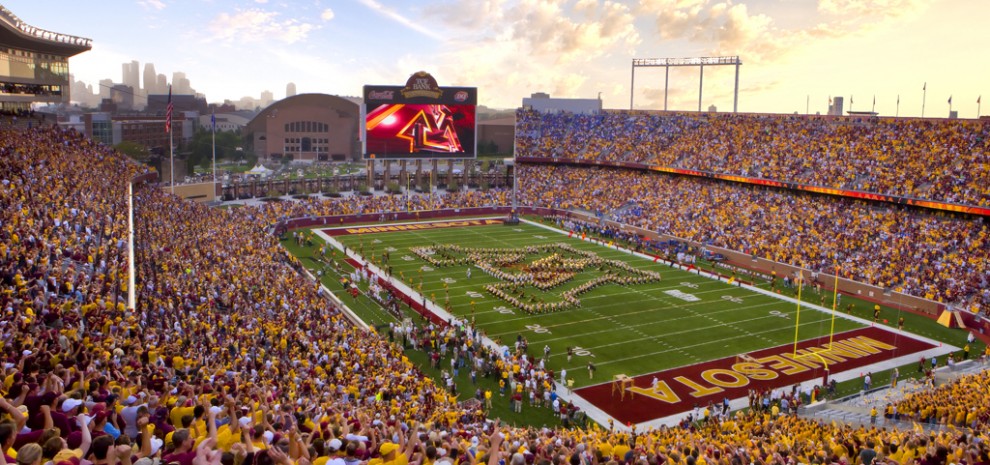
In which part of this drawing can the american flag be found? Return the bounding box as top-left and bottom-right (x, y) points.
(165, 85), (173, 133)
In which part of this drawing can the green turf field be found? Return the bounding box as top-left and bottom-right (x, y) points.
(320, 219), (865, 389)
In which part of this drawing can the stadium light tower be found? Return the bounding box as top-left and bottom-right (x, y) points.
(630, 56), (742, 112)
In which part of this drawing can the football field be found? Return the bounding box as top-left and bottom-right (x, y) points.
(311, 217), (943, 426)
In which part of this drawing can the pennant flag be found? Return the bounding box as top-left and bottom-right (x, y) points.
(165, 85), (173, 133)
(948, 95), (952, 105)
(923, 82), (926, 91)
(978, 96), (982, 104)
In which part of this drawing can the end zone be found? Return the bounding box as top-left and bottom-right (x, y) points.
(573, 326), (944, 426)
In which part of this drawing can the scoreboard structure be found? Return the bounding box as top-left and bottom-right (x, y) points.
(363, 71), (477, 160)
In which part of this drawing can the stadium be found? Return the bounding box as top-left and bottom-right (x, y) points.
(1, 5), (989, 465)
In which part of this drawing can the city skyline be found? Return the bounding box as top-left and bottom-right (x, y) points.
(69, 59), (284, 111)
(9, 0), (989, 116)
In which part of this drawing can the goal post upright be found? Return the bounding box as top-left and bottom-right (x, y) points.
(792, 266), (841, 371)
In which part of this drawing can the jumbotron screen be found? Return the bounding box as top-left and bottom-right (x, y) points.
(363, 73), (477, 160)
(365, 103), (476, 159)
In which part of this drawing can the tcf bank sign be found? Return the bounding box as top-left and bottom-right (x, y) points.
(401, 71), (443, 99)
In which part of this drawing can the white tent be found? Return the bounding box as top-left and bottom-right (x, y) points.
(245, 164), (273, 176)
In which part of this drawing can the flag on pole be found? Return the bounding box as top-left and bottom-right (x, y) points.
(948, 96), (952, 104)
(165, 85), (173, 133)
(923, 82), (926, 91)
(897, 95), (900, 104)
(211, 111), (216, 132)
(978, 96), (981, 104)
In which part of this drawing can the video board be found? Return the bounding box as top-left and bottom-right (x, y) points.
(363, 71), (477, 160)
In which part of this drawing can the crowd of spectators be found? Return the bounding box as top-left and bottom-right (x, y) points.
(889, 368), (990, 428)
(1, 124), (989, 465)
(515, 110), (990, 207)
(517, 164), (989, 313)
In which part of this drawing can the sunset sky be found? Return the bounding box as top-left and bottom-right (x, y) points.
(9, 0), (988, 116)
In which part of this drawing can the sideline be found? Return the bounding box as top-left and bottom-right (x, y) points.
(296, 261), (369, 330)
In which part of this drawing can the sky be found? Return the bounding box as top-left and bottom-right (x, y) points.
(7, 0), (989, 116)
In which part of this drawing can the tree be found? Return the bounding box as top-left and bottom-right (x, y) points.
(114, 141), (149, 162)
(186, 127), (248, 171)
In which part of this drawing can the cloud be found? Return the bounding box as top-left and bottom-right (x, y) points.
(392, 0), (638, 107)
(137, 0), (166, 11)
(207, 8), (318, 44)
(424, 0), (640, 65)
(640, 0), (928, 64)
(507, 0), (640, 64)
(817, 0), (922, 17)
(368, 0), (640, 107)
(357, 0), (444, 40)
(638, 0), (798, 62)
(320, 8), (335, 21)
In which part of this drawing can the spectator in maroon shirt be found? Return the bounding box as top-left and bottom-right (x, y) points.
(51, 399), (82, 438)
(161, 429), (196, 465)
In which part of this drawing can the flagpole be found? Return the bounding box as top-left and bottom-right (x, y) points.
(127, 181), (136, 312)
(896, 95), (900, 117)
(167, 84), (174, 194)
(922, 83), (927, 118)
(169, 123), (174, 194)
(979, 97), (982, 118)
(211, 109), (217, 202)
(948, 96), (953, 115)
(872, 95), (875, 114)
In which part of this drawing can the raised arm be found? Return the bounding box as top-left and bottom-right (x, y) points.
(487, 421), (503, 465)
(138, 416), (153, 458)
(77, 413), (93, 457)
